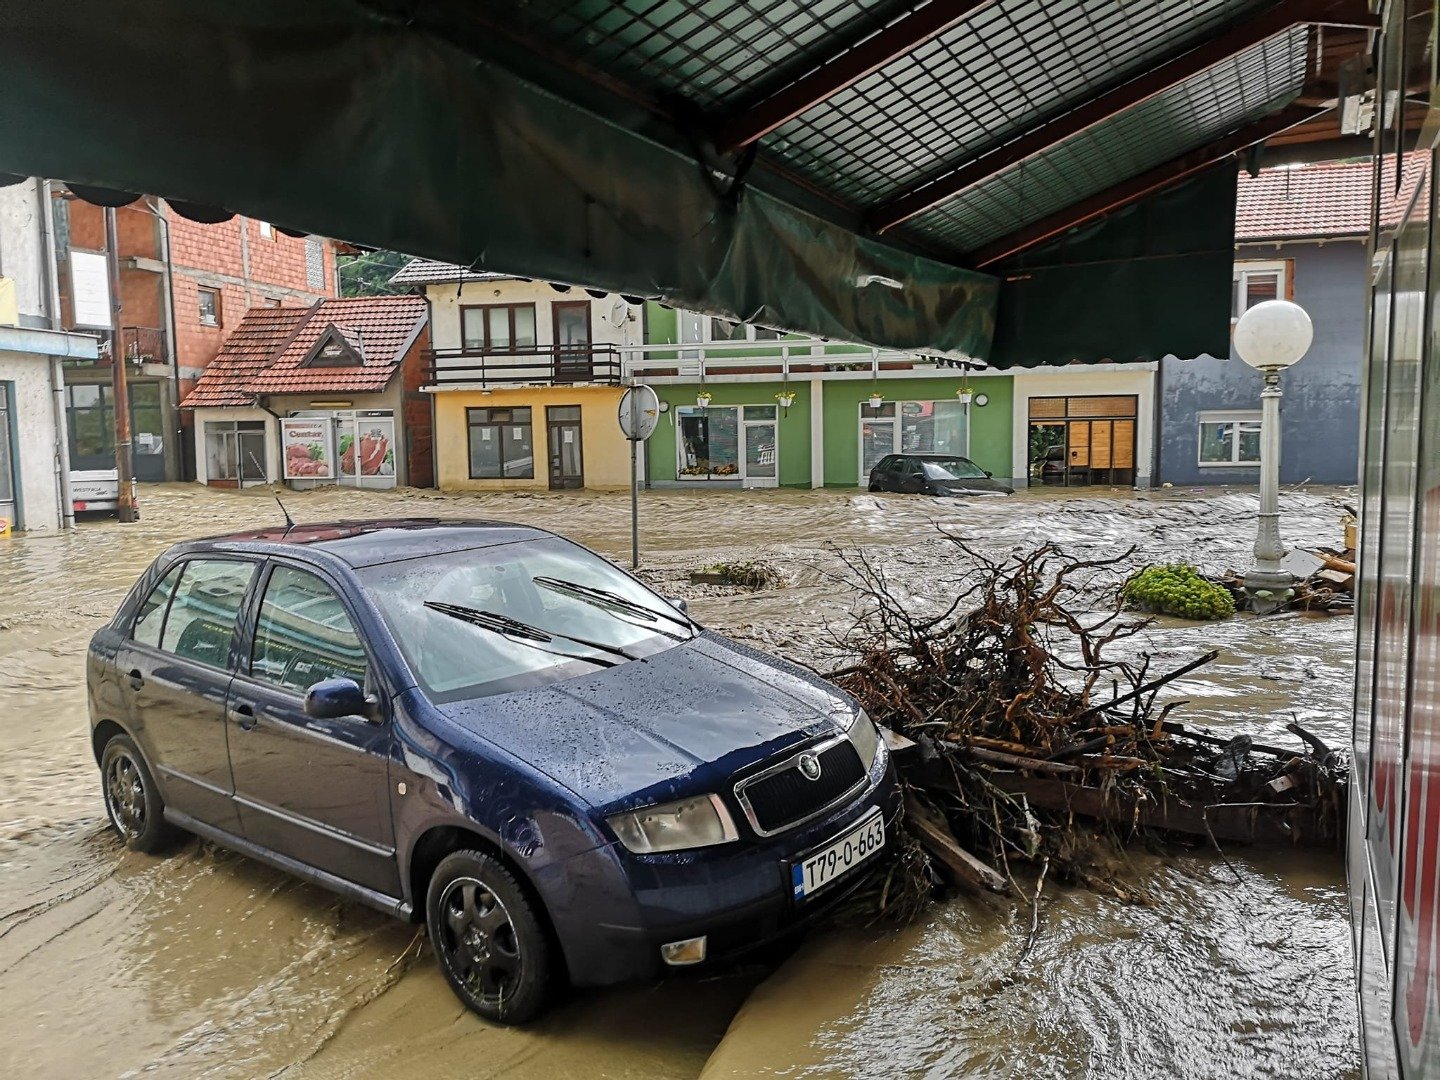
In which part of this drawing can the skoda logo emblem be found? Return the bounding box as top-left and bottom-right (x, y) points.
(798, 752), (823, 782)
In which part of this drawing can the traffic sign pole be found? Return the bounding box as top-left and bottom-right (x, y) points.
(617, 385), (660, 571)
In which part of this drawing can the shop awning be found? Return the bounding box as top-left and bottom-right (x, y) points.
(0, 1), (1369, 363)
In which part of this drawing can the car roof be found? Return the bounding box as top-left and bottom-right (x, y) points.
(173, 518), (557, 568)
(902, 452), (976, 460)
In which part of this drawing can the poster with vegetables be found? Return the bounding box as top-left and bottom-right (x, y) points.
(338, 418), (395, 478)
(281, 418), (334, 479)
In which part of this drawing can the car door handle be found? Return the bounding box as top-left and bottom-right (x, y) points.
(230, 704), (258, 731)
(127, 668), (144, 691)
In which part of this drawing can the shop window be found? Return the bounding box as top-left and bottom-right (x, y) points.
(205, 420), (268, 484)
(677, 405), (739, 477)
(1232, 261), (1288, 321)
(1198, 411), (1262, 465)
(462, 304), (537, 351)
(198, 287), (221, 327)
(859, 400), (969, 483)
(468, 407), (534, 478)
(66, 383), (113, 458)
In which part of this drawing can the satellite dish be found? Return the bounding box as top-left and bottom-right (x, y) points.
(607, 299), (629, 327)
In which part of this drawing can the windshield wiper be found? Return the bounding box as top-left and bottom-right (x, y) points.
(532, 576), (691, 640)
(423, 602), (645, 666)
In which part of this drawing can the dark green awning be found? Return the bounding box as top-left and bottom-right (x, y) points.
(0, 0), (996, 358)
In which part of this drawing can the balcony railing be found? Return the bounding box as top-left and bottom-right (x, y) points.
(428, 345), (623, 386)
(426, 338), (980, 388)
(68, 325), (169, 367)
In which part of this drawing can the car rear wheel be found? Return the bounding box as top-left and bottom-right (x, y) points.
(426, 849), (551, 1025)
(100, 734), (180, 853)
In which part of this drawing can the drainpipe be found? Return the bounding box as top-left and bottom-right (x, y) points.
(36, 179), (75, 529)
(145, 199), (184, 480)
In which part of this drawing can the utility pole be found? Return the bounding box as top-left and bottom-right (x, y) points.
(104, 206), (138, 522)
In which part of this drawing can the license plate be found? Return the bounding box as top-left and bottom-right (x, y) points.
(790, 809), (885, 901)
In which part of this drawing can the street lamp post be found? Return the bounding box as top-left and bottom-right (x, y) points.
(1232, 299), (1313, 611)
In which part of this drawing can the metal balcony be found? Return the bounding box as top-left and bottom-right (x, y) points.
(427, 345), (623, 387)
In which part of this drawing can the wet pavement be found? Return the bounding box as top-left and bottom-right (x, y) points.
(0, 482), (1358, 1078)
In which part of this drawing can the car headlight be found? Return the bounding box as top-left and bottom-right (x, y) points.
(607, 793), (739, 854)
(847, 709), (883, 771)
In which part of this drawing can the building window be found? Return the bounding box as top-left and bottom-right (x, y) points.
(1198, 411), (1263, 466)
(1232, 261), (1288, 320)
(204, 420), (268, 484)
(859, 400), (970, 483)
(461, 304), (538, 352)
(467, 407), (534, 478)
(258, 220), (275, 240)
(66, 384), (114, 458)
(706, 316), (782, 342)
(305, 237), (325, 291)
(675, 404), (778, 481)
(198, 287), (221, 327)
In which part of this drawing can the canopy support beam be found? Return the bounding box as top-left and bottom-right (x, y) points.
(970, 105), (1327, 268)
(713, 0), (998, 154)
(870, 0), (1377, 233)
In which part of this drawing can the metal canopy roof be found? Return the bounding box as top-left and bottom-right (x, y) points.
(0, 0), (1372, 361)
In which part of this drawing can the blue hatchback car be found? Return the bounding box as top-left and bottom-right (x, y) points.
(87, 520), (898, 1022)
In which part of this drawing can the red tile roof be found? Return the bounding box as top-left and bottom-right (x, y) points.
(1236, 154), (1428, 242)
(182, 296), (428, 407)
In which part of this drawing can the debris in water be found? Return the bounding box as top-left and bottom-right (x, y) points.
(826, 540), (1349, 914)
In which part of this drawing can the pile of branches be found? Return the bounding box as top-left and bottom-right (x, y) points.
(827, 540), (1348, 907)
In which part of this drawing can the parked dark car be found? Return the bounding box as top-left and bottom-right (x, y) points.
(868, 453), (1013, 496)
(88, 520), (897, 1024)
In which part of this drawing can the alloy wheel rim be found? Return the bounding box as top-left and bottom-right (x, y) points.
(105, 752), (146, 838)
(437, 876), (522, 1005)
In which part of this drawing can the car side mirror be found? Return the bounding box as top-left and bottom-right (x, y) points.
(985, 470), (993, 478)
(666, 596), (688, 615)
(305, 677), (378, 722)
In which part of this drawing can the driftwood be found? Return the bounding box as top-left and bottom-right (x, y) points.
(827, 540), (1349, 910)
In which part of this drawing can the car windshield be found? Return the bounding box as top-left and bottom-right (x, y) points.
(358, 537), (694, 701)
(919, 457), (987, 480)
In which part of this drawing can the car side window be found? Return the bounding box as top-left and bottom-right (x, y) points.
(250, 565), (368, 694)
(133, 564), (183, 647)
(159, 559), (258, 667)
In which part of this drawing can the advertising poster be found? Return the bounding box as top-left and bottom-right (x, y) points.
(338, 417), (396, 478)
(281, 418), (334, 479)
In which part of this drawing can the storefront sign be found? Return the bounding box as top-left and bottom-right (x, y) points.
(281, 418), (334, 479)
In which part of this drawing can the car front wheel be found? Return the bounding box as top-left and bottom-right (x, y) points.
(100, 734), (180, 853)
(426, 849), (552, 1025)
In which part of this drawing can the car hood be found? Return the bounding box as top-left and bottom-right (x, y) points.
(934, 476), (1012, 494)
(435, 632), (848, 809)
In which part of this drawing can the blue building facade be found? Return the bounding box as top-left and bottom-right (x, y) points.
(1157, 238), (1366, 487)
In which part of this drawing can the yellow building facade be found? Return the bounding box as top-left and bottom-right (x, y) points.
(432, 384), (631, 491)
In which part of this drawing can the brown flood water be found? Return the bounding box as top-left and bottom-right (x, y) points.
(0, 483), (1358, 1078)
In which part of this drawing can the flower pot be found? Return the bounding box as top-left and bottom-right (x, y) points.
(696, 394), (712, 407)
(776, 393), (796, 409)
(957, 390), (974, 405)
(868, 394), (884, 409)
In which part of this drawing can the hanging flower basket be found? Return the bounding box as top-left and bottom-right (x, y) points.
(696, 391), (712, 407)
(776, 391), (796, 409)
(868, 393), (885, 409)
(956, 389), (974, 405)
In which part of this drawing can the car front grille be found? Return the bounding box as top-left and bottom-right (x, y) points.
(734, 736), (867, 836)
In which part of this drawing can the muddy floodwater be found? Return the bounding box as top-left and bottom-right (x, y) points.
(0, 483), (1358, 1078)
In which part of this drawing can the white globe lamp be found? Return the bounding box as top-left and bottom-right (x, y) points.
(1233, 299), (1312, 609)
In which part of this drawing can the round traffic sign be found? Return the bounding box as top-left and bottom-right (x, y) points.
(618, 385), (661, 441)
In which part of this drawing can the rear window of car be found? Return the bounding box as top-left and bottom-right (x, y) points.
(136, 558), (257, 667)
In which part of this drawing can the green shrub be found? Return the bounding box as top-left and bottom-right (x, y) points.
(1122, 563), (1235, 621)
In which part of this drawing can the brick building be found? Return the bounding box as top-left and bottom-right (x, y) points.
(183, 296), (433, 490)
(54, 191), (338, 481)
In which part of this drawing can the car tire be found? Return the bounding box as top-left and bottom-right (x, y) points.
(100, 733), (181, 854)
(868, 481), (881, 492)
(426, 849), (552, 1025)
